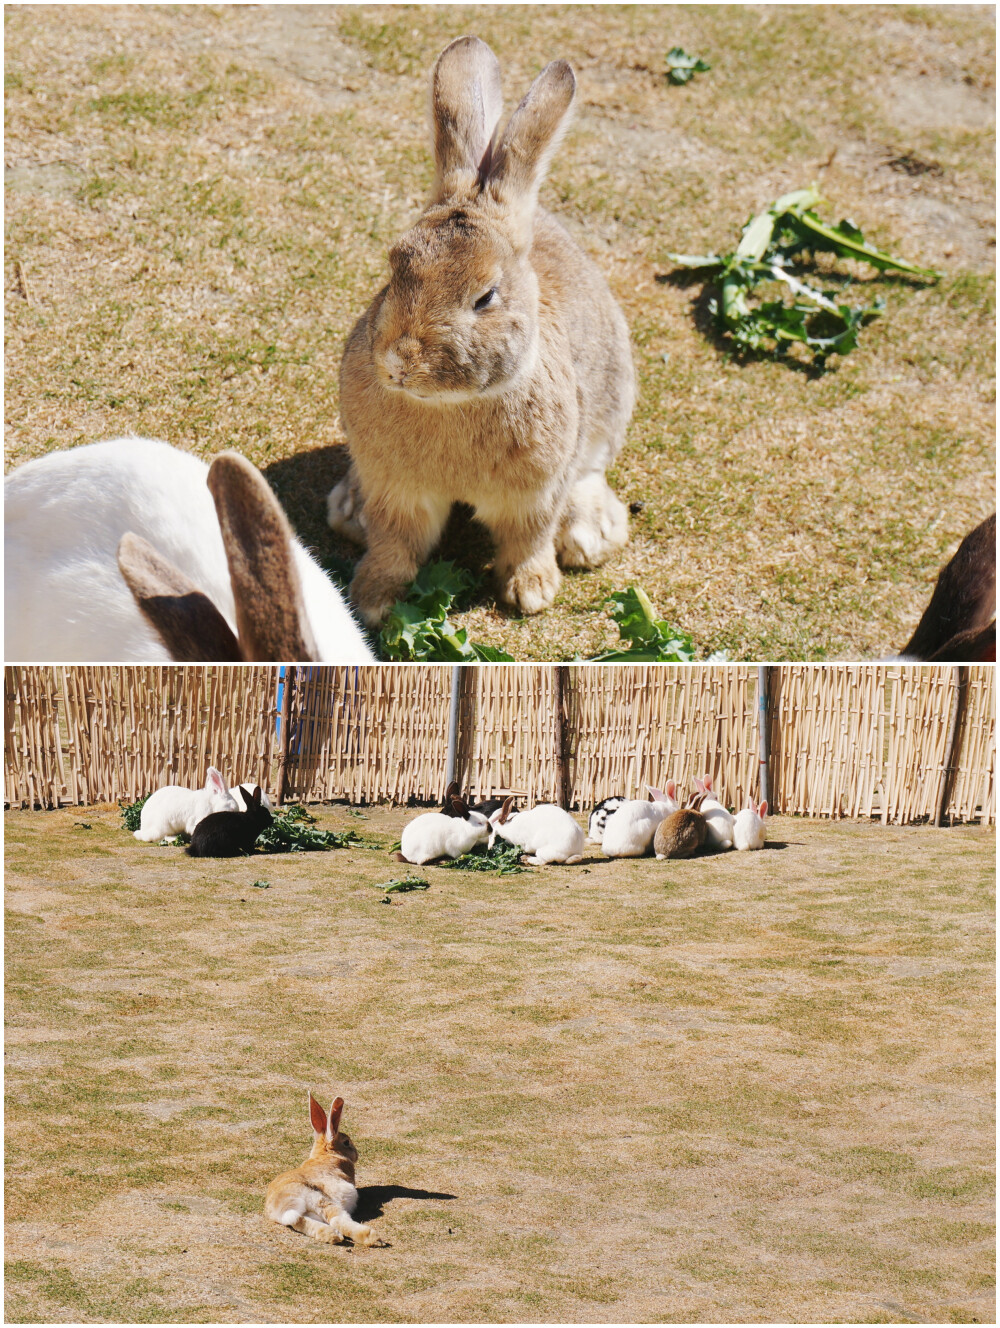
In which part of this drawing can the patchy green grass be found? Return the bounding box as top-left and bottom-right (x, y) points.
(4, 804), (995, 1323)
(3, 5), (995, 660)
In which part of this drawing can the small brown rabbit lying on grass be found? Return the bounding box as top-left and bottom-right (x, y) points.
(265, 1094), (385, 1246)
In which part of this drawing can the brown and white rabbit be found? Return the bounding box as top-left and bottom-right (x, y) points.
(328, 36), (635, 624)
(265, 1093), (383, 1246)
(654, 792), (709, 860)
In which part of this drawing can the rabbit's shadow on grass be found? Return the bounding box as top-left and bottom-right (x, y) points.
(263, 447), (498, 610)
(355, 1184), (457, 1222)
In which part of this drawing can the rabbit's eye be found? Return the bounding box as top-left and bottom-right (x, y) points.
(473, 288), (498, 312)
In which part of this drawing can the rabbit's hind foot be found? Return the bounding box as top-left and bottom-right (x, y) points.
(326, 473), (368, 546)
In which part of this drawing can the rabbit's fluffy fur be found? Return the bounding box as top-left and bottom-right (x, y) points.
(488, 800), (585, 864)
(134, 768), (237, 842)
(329, 37), (634, 625)
(5, 438), (373, 663)
(265, 1095), (382, 1246)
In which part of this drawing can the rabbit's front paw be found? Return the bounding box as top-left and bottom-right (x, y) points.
(498, 555), (560, 616)
(327, 476), (368, 545)
(558, 479), (628, 569)
(349, 562), (406, 627)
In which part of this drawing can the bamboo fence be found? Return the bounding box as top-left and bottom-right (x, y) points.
(4, 665), (995, 825)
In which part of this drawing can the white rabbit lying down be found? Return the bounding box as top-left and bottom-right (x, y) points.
(733, 797), (768, 851)
(4, 437), (374, 663)
(134, 768), (238, 842)
(693, 776), (735, 850)
(488, 800), (585, 865)
(399, 796), (490, 864)
(600, 785), (679, 858)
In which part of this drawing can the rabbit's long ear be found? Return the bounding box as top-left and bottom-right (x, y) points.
(327, 1097), (345, 1140)
(486, 59), (575, 246)
(445, 780), (460, 801)
(207, 452), (318, 663)
(758, 801), (769, 819)
(497, 795), (514, 825)
(309, 1092), (327, 1136)
(450, 795), (470, 817)
(238, 785), (254, 810)
(117, 533), (244, 662)
(430, 36), (504, 204)
(207, 767), (230, 796)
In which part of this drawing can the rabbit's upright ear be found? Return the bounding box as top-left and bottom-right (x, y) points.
(430, 36), (503, 204)
(450, 795), (470, 817)
(206, 452), (318, 663)
(117, 533), (244, 662)
(758, 801), (769, 819)
(497, 795), (514, 825)
(207, 768), (230, 795)
(238, 785), (254, 810)
(327, 1097), (345, 1139)
(309, 1092), (327, 1136)
(445, 780), (460, 801)
(486, 59), (576, 247)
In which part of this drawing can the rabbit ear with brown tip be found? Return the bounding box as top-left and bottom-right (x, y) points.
(486, 59), (576, 247)
(430, 36), (503, 204)
(207, 452), (318, 663)
(117, 532), (244, 662)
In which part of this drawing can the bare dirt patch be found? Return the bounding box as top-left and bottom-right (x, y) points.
(4, 804), (995, 1323)
(4, 4), (996, 660)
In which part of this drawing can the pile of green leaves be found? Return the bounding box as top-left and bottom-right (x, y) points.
(372, 874), (430, 894)
(119, 794), (150, 832)
(255, 804), (359, 854)
(665, 47), (710, 84)
(379, 561), (514, 662)
(441, 839), (528, 875)
(669, 186), (938, 366)
(589, 587), (697, 662)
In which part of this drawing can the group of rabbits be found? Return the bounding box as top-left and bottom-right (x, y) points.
(5, 37), (634, 665)
(134, 767), (273, 858)
(398, 776), (767, 867)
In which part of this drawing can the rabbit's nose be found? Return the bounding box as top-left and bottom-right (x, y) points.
(384, 349), (409, 385)
(383, 337), (421, 385)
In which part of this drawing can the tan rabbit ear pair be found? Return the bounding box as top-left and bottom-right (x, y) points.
(308, 1092), (344, 1140)
(430, 37), (576, 246)
(117, 453), (318, 663)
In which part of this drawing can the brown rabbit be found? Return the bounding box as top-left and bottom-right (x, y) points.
(264, 1094), (383, 1246)
(328, 36), (634, 625)
(654, 792), (709, 860)
(901, 513), (995, 662)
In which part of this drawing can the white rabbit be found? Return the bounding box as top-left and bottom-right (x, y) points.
(733, 797), (768, 851)
(694, 776), (735, 850)
(237, 784), (273, 812)
(488, 799), (585, 865)
(4, 437), (374, 663)
(134, 768), (237, 842)
(399, 795), (489, 865)
(586, 796), (626, 845)
(600, 784), (679, 858)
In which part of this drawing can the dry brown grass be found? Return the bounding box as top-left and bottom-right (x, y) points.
(5, 803), (995, 1323)
(4, 5), (995, 659)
